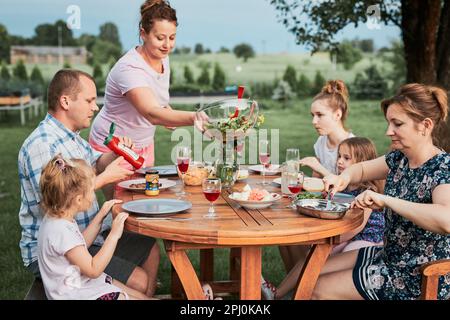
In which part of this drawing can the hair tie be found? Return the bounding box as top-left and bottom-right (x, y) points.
(54, 158), (66, 171)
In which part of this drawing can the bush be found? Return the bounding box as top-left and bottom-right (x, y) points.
(183, 65), (194, 83)
(13, 60), (27, 81)
(311, 70), (326, 95)
(197, 67), (210, 86)
(30, 65), (44, 85)
(272, 80), (295, 108)
(352, 65), (388, 100)
(63, 61), (72, 69)
(169, 83), (202, 96)
(332, 40), (363, 70)
(297, 74), (312, 98)
(249, 82), (275, 99)
(1, 62), (10, 81)
(282, 65), (297, 94)
(212, 63), (226, 91)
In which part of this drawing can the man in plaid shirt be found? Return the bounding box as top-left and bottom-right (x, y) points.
(18, 70), (160, 297)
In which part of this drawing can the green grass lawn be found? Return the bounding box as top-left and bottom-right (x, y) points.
(0, 98), (390, 299)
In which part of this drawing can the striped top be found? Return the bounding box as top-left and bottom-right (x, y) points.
(18, 113), (110, 267)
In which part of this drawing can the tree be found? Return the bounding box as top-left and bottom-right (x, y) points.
(212, 63), (226, 91)
(381, 40), (407, 93)
(194, 43), (204, 55)
(30, 65), (44, 84)
(331, 40), (363, 70)
(282, 65), (297, 93)
(1, 62), (10, 81)
(233, 43), (255, 62)
(32, 20), (77, 46)
(13, 60), (28, 81)
(197, 67), (210, 86)
(78, 33), (97, 52)
(91, 39), (122, 65)
(269, 0), (450, 150)
(297, 74), (312, 98)
(352, 65), (389, 99)
(272, 80), (295, 107)
(311, 71), (326, 95)
(0, 24), (10, 63)
(92, 64), (105, 90)
(183, 65), (194, 83)
(63, 61), (72, 69)
(99, 22), (122, 49)
(218, 46), (230, 53)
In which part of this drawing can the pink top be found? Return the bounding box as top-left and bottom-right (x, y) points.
(90, 47), (170, 149)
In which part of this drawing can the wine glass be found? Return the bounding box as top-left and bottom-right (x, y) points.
(286, 169), (304, 209)
(176, 146), (191, 198)
(203, 178), (222, 218)
(258, 140), (270, 185)
(286, 148), (300, 164)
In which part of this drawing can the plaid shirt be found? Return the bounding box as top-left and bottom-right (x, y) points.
(18, 113), (111, 267)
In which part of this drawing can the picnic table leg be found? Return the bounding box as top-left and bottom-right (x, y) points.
(240, 246), (261, 300)
(166, 246), (205, 300)
(293, 243), (333, 300)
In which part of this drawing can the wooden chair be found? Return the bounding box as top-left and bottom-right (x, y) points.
(420, 259), (450, 300)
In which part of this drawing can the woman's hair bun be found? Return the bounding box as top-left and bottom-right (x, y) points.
(429, 86), (448, 123)
(322, 80), (349, 103)
(141, 0), (164, 16)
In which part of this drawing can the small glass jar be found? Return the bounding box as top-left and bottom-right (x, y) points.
(145, 170), (160, 196)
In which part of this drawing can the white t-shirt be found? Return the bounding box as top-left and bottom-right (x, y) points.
(90, 47), (170, 149)
(313, 132), (355, 174)
(37, 216), (122, 300)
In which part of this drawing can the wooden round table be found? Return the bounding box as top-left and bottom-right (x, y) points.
(113, 174), (363, 300)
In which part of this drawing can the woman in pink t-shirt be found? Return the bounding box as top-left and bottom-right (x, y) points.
(89, 0), (207, 170)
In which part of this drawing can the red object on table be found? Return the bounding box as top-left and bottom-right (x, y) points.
(230, 85), (245, 118)
(104, 122), (144, 169)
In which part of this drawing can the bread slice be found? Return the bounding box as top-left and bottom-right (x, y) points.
(303, 177), (325, 192)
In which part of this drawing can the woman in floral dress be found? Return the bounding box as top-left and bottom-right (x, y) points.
(311, 83), (450, 300)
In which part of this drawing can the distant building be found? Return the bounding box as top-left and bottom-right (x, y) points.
(10, 46), (87, 65)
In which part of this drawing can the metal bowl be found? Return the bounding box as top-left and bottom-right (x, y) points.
(295, 199), (350, 220)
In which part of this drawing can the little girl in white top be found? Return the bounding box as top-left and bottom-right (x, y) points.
(300, 80), (355, 176)
(37, 155), (150, 300)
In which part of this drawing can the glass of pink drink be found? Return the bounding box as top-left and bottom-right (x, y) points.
(176, 146), (191, 198)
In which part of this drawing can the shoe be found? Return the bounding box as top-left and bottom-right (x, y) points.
(261, 277), (277, 300)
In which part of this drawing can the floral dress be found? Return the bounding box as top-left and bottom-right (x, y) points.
(352, 150), (450, 300)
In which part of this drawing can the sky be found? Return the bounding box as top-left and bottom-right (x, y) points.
(0, 0), (401, 53)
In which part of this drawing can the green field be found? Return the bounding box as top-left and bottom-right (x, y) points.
(12, 51), (389, 87)
(0, 96), (390, 299)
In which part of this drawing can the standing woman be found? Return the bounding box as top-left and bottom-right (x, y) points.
(313, 83), (450, 300)
(89, 0), (206, 170)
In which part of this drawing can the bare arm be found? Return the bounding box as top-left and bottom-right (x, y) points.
(299, 157), (331, 178)
(126, 87), (195, 127)
(353, 184), (450, 235)
(324, 155), (389, 194)
(66, 212), (128, 279)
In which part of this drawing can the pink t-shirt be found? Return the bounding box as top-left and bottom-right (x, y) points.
(90, 47), (170, 149)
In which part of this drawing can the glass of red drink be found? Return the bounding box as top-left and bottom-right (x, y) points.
(176, 146), (191, 198)
(286, 170), (304, 208)
(203, 178), (222, 218)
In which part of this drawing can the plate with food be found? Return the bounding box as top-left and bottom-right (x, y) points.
(229, 184), (281, 209)
(117, 178), (177, 192)
(295, 199), (350, 220)
(295, 191), (355, 204)
(122, 198), (192, 216)
(136, 165), (178, 176)
(248, 164), (281, 175)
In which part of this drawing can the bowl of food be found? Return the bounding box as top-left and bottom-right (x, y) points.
(178, 162), (209, 186)
(229, 184), (281, 209)
(295, 199), (350, 220)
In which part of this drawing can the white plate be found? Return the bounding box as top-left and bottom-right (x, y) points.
(122, 199), (192, 216)
(229, 193), (282, 209)
(248, 164), (281, 175)
(117, 178), (177, 192)
(272, 177), (282, 186)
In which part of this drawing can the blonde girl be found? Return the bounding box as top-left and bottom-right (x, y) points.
(37, 155), (151, 300)
(300, 80), (355, 177)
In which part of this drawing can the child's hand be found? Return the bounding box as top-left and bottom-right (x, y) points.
(98, 199), (123, 220)
(299, 157), (321, 171)
(109, 212), (129, 241)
